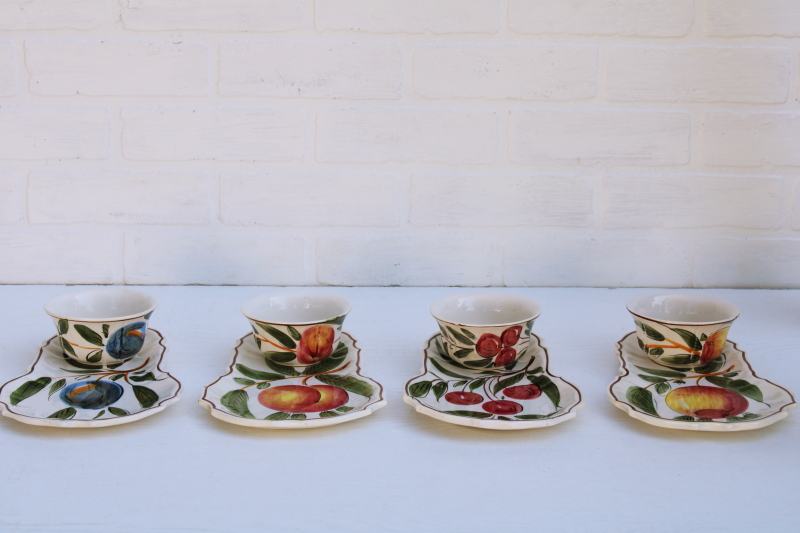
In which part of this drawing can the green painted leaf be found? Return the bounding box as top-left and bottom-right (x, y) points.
(256, 323), (296, 349)
(497, 416), (512, 421)
(263, 351), (295, 363)
(323, 315), (346, 327)
(255, 337), (262, 349)
(289, 414), (306, 420)
(493, 372), (524, 395)
(234, 378), (255, 386)
(705, 376), (764, 403)
(722, 372), (739, 378)
(235, 364), (284, 382)
(641, 323), (665, 342)
(447, 326), (475, 346)
(452, 348), (472, 359)
(700, 333), (708, 341)
(129, 372), (156, 382)
(108, 407), (129, 417)
(316, 374), (374, 397)
(529, 374), (560, 408)
(102, 324), (109, 338)
(60, 337), (77, 357)
(144, 311), (153, 320)
(57, 319), (68, 334)
(504, 359), (519, 371)
(220, 389), (254, 418)
(336, 406), (354, 412)
(48, 379), (66, 399)
(674, 415), (695, 421)
(74, 324), (104, 347)
(693, 354), (726, 374)
(462, 358), (493, 368)
(625, 386), (658, 417)
(697, 418), (713, 422)
(331, 342), (348, 359)
(655, 382), (670, 395)
(428, 357), (471, 379)
(93, 410), (105, 419)
(638, 374), (667, 383)
(433, 381), (448, 401)
(528, 366), (543, 375)
(674, 379), (686, 384)
(86, 350), (103, 363)
(319, 410), (340, 418)
(743, 412), (760, 420)
(109, 374), (125, 381)
(660, 354), (700, 365)
(287, 325), (301, 341)
(303, 351), (347, 375)
(10, 377), (52, 405)
(669, 328), (703, 352)
(469, 378), (486, 391)
(48, 407), (76, 420)
(637, 337), (645, 351)
(265, 411), (290, 420)
(265, 359), (299, 376)
(409, 380), (432, 398)
(132, 385), (159, 409)
(460, 328), (476, 340)
(106, 362), (124, 370)
(516, 414), (551, 420)
(453, 380), (468, 387)
(443, 410), (492, 419)
(649, 348), (664, 356)
(256, 382), (271, 390)
(634, 365), (686, 378)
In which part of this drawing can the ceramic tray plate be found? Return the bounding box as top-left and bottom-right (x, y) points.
(0, 329), (181, 428)
(200, 332), (386, 428)
(403, 333), (584, 430)
(608, 332), (796, 431)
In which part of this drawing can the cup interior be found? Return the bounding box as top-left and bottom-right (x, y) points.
(627, 293), (739, 325)
(44, 288), (158, 321)
(430, 292), (541, 327)
(241, 290), (351, 325)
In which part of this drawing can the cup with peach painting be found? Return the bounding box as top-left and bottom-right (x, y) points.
(241, 290), (351, 367)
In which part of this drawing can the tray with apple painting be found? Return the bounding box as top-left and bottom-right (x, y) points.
(608, 332), (796, 431)
(403, 333), (584, 430)
(199, 332), (386, 428)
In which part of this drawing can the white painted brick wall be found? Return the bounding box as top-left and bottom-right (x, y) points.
(0, 0), (799, 287)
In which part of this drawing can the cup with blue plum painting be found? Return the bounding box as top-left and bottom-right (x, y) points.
(430, 292), (542, 372)
(44, 288), (158, 366)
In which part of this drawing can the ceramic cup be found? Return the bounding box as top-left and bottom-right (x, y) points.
(430, 292), (542, 371)
(241, 290), (352, 367)
(627, 292), (740, 369)
(44, 288), (158, 366)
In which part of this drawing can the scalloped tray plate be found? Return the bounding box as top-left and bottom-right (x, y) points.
(0, 329), (181, 428)
(403, 333), (584, 430)
(608, 332), (796, 431)
(199, 332), (386, 428)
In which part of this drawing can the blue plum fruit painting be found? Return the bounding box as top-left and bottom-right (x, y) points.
(60, 381), (124, 409)
(106, 322), (147, 360)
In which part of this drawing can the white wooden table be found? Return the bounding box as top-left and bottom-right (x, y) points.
(1, 286), (797, 533)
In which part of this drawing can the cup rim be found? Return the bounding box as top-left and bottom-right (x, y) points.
(626, 292), (740, 327)
(430, 292), (542, 328)
(44, 288), (158, 322)
(241, 290), (352, 326)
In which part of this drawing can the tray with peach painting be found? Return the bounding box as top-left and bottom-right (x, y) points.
(199, 331), (386, 428)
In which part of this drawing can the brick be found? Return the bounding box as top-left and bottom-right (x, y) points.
(316, 107), (498, 164)
(122, 106), (305, 161)
(0, 0), (106, 30)
(509, 109), (689, 166)
(317, 235), (493, 286)
(120, 0), (303, 32)
(603, 175), (782, 229)
(0, 172), (19, 224)
(315, 0), (499, 34)
(608, 46), (789, 103)
(504, 237), (689, 287)
(26, 41), (209, 96)
(704, 112), (800, 167)
(707, 1), (800, 37)
(414, 44), (597, 100)
(0, 41), (14, 95)
(28, 171), (210, 225)
(124, 233), (305, 285)
(410, 174), (592, 227)
(219, 41), (402, 99)
(0, 232), (115, 283)
(694, 238), (800, 288)
(508, 0), (694, 37)
(0, 107), (109, 160)
(220, 173), (400, 227)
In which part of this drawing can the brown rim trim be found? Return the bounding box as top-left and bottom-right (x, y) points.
(608, 332), (796, 424)
(628, 310), (739, 328)
(404, 332), (583, 422)
(201, 331), (385, 421)
(0, 329), (182, 423)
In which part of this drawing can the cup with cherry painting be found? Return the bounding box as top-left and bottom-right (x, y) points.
(430, 292), (541, 372)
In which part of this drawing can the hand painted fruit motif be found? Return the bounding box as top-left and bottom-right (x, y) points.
(475, 333), (502, 358)
(106, 322), (147, 360)
(495, 347), (517, 367)
(444, 391), (483, 405)
(665, 385), (748, 419)
(482, 400), (523, 415)
(501, 326), (522, 347)
(60, 381), (124, 409)
(504, 384), (542, 400)
(296, 325), (335, 364)
(258, 384), (348, 413)
(700, 327), (730, 365)
(474, 326), (524, 366)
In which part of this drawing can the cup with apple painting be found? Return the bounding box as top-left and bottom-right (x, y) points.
(430, 293), (542, 372)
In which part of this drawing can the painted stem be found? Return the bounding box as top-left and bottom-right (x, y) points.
(255, 335), (296, 353)
(238, 361), (352, 390)
(643, 365), (735, 390)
